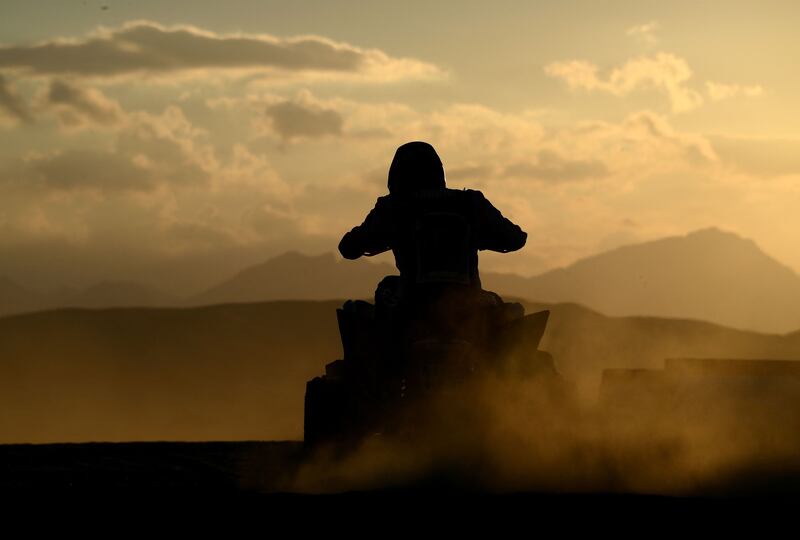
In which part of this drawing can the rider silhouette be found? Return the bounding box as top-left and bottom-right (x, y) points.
(339, 141), (526, 306)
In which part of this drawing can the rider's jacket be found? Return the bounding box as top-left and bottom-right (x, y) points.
(338, 187), (526, 292)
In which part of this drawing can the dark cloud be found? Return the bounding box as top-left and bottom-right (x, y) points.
(0, 106), (212, 193)
(29, 149), (153, 192)
(504, 150), (608, 182)
(47, 79), (122, 126)
(0, 21), (368, 77)
(0, 74), (33, 123)
(266, 100), (343, 140)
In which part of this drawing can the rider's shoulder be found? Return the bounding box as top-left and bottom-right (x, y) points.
(444, 187), (483, 196)
(450, 188), (488, 203)
(374, 194), (393, 208)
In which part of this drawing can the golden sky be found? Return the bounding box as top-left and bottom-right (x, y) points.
(1, 0), (798, 293)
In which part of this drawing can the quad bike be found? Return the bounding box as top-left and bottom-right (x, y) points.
(304, 278), (559, 447)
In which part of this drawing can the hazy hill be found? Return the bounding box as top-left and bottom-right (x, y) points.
(4, 228), (800, 334)
(0, 278), (175, 316)
(0, 276), (45, 316)
(2, 300), (799, 444)
(500, 228), (800, 334)
(57, 281), (177, 309)
(192, 228), (800, 334)
(190, 251), (393, 305)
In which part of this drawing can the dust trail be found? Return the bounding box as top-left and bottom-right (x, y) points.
(289, 371), (800, 495)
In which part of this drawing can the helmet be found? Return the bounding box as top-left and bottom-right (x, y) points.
(387, 141), (445, 195)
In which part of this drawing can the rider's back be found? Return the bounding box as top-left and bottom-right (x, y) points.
(338, 141), (526, 298)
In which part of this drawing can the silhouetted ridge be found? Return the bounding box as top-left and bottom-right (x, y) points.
(63, 281), (175, 308)
(0, 277), (174, 317)
(506, 228), (800, 333)
(2, 299), (799, 443)
(189, 229), (800, 333)
(190, 251), (393, 304)
(0, 276), (45, 316)
(3, 229), (800, 333)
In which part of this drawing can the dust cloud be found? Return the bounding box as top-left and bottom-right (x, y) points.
(289, 368), (800, 496)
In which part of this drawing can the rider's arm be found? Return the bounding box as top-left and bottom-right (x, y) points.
(338, 196), (393, 259)
(473, 191), (527, 253)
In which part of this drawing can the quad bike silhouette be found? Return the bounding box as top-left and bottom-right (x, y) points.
(304, 279), (558, 447)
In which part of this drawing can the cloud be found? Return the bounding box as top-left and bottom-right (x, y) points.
(266, 98), (343, 140)
(711, 135), (800, 178)
(626, 21), (659, 46)
(545, 53), (704, 113)
(578, 110), (717, 167)
(503, 150), (609, 182)
(0, 105), (214, 195)
(0, 74), (33, 124)
(0, 107), (302, 288)
(0, 21), (441, 82)
(27, 149), (153, 192)
(0, 88), (756, 292)
(46, 79), (123, 127)
(115, 106), (215, 187)
(705, 81), (764, 101)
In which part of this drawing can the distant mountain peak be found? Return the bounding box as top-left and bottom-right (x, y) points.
(190, 250), (392, 305)
(686, 226), (734, 237)
(683, 227), (752, 244)
(515, 227), (800, 333)
(270, 251), (336, 263)
(590, 227), (763, 264)
(148, 229), (800, 334)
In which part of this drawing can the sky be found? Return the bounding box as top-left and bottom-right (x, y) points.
(1, 0), (799, 294)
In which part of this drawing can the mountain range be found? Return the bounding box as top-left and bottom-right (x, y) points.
(484, 228), (800, 334)
(188, 228), (800, 333)
(0, 278), (177, 318)
(3, 227), (800, 333)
